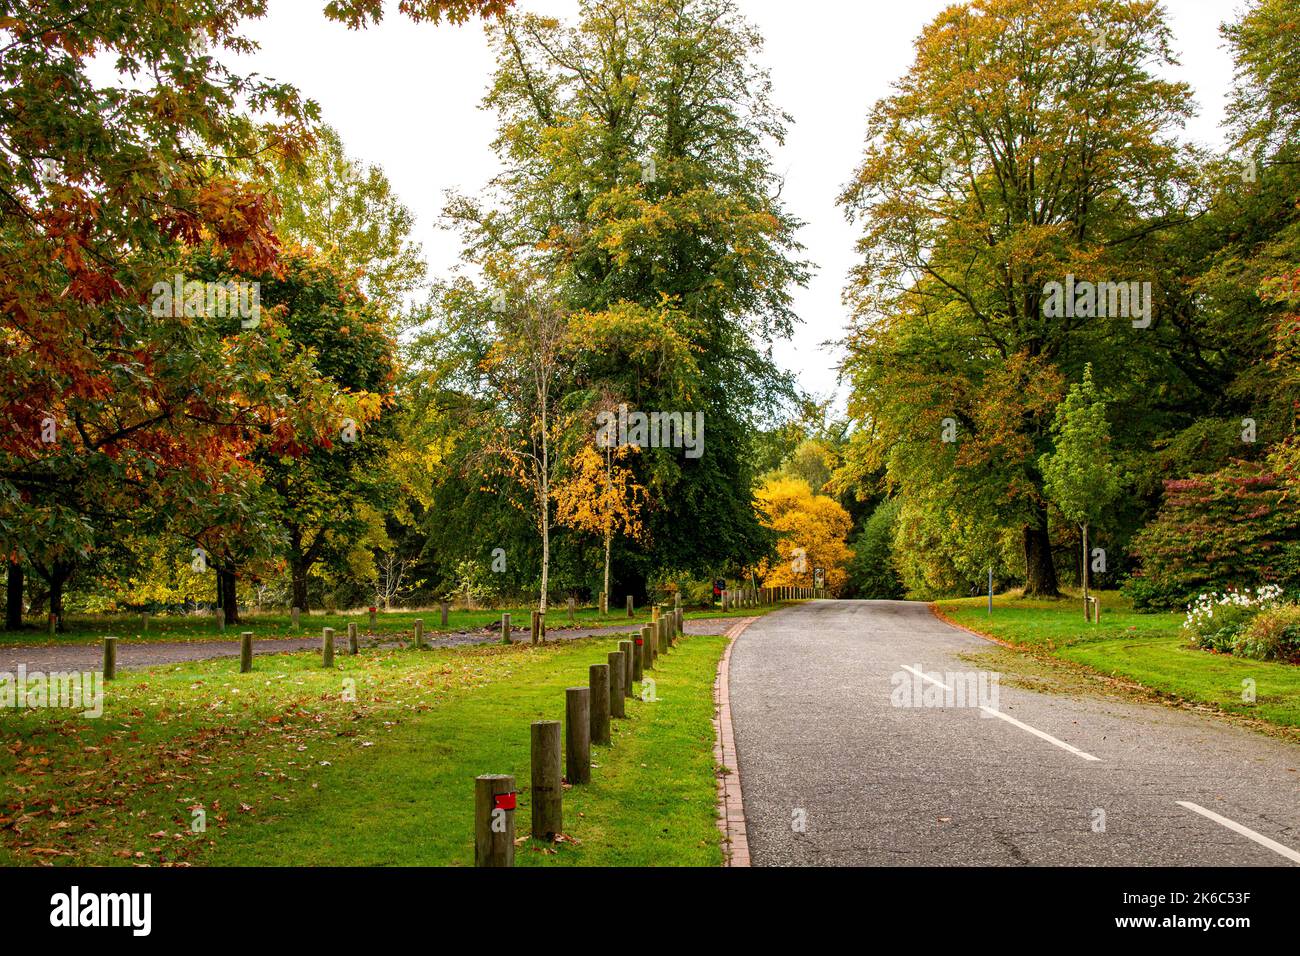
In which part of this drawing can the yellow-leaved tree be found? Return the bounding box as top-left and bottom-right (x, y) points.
(755, 477), (853, 594)
(552, 442), (646, 606)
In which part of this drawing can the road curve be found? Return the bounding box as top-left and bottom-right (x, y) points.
(728, 600), (1300, 866)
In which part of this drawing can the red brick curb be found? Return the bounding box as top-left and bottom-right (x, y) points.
(714, 615), (758, 868)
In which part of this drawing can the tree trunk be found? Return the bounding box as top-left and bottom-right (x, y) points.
(6, 559), (23, 630)
(219, 566), (239, 626)
(1022, 507), (1060, 597)
(48, 561), (72, 632)
(603, 529), (611, 610)
(291, 562), (309, 614)
(1082, 522), (1089, 619)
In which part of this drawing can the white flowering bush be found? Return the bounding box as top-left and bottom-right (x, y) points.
(1183, 585), (1286, 653)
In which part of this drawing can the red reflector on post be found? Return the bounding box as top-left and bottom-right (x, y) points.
(493, 792), (517, 812)
(635, 638), (644, 645)
(368, 606), (377, 613)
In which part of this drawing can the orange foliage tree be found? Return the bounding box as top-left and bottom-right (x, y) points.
(755, 477), (853, 594)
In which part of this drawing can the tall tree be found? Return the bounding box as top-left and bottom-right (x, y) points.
(443, 0), (809, 589)
(839, 0), (1196, 595)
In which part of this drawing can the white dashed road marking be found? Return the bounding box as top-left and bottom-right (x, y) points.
(1177, 801), (1300, 865)
(899, 664), (1100, 762)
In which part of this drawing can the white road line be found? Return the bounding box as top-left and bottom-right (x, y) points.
(898, 664), (1100, 762)
(977, 706), (1100, 761)
(899, 664), (950, 689)
(1177, 801), (1300, 865)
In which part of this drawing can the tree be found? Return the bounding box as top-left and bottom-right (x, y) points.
(268, 125), (427, 316)
(1040, 365), (1123, 612)
(444, 0), (808, 588)
(754, 477), (853, 594)
(839, 0), (1196, 596)
(553, 442), (647, 605)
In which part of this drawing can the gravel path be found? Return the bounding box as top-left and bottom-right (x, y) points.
(0, 617), (736, 674)
(728, 599), (1300, 866)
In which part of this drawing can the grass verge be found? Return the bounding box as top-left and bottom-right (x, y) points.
(934, 591), (1300, 731)
(0, 628), (727, 866)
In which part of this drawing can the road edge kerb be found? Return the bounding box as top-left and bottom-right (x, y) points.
(714, 615), (758, 868)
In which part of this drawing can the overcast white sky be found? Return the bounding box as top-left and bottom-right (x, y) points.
(230, 0), (1238, 407)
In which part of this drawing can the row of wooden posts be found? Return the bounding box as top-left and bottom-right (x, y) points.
(474, 594), (688, 867)
(720, 584), (825, 610)
(99, 586), (826, 682)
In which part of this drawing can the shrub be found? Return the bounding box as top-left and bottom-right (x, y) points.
(1121, 573), (1190, 611)
(1130, 462), (1300, 609)
(1182, 586), (1285, 653)
(1233, 605), (1300, 662)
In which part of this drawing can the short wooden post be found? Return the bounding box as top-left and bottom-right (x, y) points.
(474, 774), (516, 867)
(413, 618), (424, 649)
(368, 606), (377, 629)
(618, 640), (634, 698)
(440, 602), (449, 627)
(565, 688), (591, 784)
(567, 596), (575, 623)
(347, 622), (358, 654)
(589, 664), (610, 745)
(530, 609), (541, 645)
(676, 608), (684, 641)
(530, 721), (562, 841)
(102, 637), (117, 681)
(626, 595), (634, 618)
(608, 652), (625, 719)
(291, 607), (300, 630)
(632, 632), (645, 683)
(500, 612), (511, 645)
(722, 590), (730, 611)
(322, 627), (335, 667)
(240, 631), (253, 673)
(641, 624), (654, 670)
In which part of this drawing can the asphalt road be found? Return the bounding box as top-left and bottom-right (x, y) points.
(728, 600), (1300, 866)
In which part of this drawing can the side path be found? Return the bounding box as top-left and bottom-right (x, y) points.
(0, 618), (738, 674)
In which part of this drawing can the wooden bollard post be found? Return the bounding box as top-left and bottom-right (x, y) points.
(641, 624), (655, 669)
(413, 618), (424, 649)
(102, 637), (117, 681)
(589, 664), (611, 745)
(440, 602), (449, 627)
(722, 590), (730, 611)
(565, 688), (591, 784)
(567, 596), (575, 623)
(240, 631), (253, 673)
(216, 607), (225, 632)
(608, 651), (625, 719)
(632, 632), (645, 683)
(347, 622), (358, 654)
(676, 608), (683, 641)
(626, 595), (634, 617)
(291, 606), (300, 630)
(530, 609), (541, 645)
(500, 612), (511, 645)
(474, 774), (516, 867)
(368, 606), (377, 629)
(530, 721), (562, 841)
(618, 640), (634, 698)
(322, 627), (335, 667)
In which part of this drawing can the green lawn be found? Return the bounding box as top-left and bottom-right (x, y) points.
(1, 601), (776, 646)
(936, 591), (1300, 730)
(0, 628), (728, 866)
